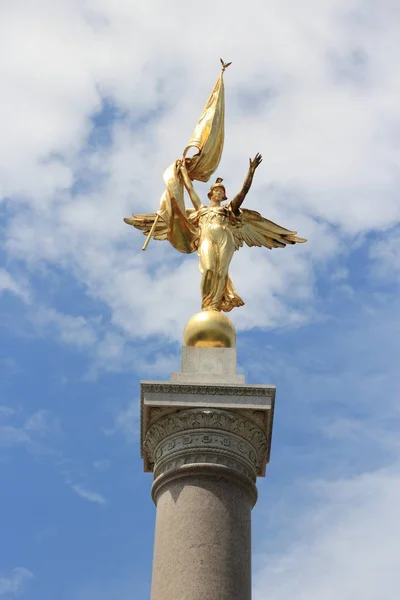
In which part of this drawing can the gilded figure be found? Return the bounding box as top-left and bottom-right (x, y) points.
(124, 60), (306, 313)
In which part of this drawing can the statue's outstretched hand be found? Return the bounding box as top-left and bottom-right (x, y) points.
(249, 153), (263, 172)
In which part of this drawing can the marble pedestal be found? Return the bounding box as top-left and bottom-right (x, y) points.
(141, 347), (275, 600)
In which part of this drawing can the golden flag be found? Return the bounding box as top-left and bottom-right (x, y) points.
(150, 60), (231, 253)
(183, 64), (227, 182)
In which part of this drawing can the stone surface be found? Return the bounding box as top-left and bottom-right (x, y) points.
(181, 347), (238, 374)
(150, 467), (253, 600)
(171, 346), (245, 384)
(141, 346), (276, 600)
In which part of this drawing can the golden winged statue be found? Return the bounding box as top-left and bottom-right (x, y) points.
(124, 60), (306, 314)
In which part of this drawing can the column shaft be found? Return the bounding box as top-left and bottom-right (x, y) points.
(151, 467), (253, 600)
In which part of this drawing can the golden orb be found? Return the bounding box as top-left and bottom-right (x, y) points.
(183, 310), (236, 348)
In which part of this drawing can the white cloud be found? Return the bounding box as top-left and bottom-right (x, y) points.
(59, 461), (110, 506)
(0, 269), (29, 302)
(70, 483), (107, 506)
(24, 409), (60, 437)
(18, 303), (181, 378)
(248, 291), (400, 600)
(254, 466), (400, 600)
(0, 567), (33, 598)
(0, 408), (59, 450)
(370, 227), (400, 281)
(0, 425), (31, 448)
(1, 0), (400, 347)
(104, 400), (139, 442)
(29, 307), (100, 349)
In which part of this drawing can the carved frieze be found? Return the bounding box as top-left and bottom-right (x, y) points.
(143, 408), (268, 478)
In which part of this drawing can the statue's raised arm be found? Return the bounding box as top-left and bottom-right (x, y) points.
(230, 153), (263, 214)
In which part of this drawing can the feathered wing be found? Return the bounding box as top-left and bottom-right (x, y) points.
(124, 213), (169, 240)
(232, 208), (307, 250)
(124, 208), (199, 247)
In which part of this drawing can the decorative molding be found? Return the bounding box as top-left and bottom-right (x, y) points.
(141, 382), (275, 398)
(153, 429), (258, 481)
(139, 381), (275, 474)
(143, 408), (268, 478)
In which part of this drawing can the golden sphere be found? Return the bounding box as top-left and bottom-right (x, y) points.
(183, 310), (236, 348)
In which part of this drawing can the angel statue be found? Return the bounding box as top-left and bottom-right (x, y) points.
(124, 60), (306, 314)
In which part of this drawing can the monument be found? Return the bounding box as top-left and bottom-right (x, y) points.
(125, 60), (306, 600)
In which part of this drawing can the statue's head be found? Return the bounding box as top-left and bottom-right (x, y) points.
(208, 177), (227, 203)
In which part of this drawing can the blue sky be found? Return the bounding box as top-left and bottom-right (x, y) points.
(1, 1), (400, 598)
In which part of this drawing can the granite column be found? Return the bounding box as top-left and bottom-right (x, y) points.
(140, 348), (275, 600)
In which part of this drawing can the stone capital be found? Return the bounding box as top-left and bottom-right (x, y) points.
(141, 380), (275, 481)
